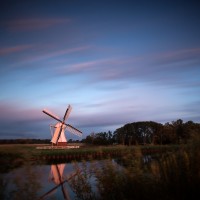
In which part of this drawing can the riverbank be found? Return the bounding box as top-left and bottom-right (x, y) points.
(0, 143), (179, 172)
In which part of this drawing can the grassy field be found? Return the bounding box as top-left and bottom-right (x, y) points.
(0, 143), (178, 173)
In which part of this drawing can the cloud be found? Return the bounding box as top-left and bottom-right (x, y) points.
(75, 98), (200, 130)
(0, 95), (199, 139)
(3, 17), (70, 31)
(0, 100), (58, 139)
(152, 48), (200, 67)
(0, 99), (128, 138)
(59, 57), (124, 76)
(0, 101), (43, 122)
(58, 47), (200, 88)
(0, 44), (91, 74)
(30, 46), (91, 62)
(0, 45), (33, 55)
(61, 59), (109, 73)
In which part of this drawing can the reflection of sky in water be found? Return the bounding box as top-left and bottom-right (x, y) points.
(1, 159), (120, 199)
(2, 163), (76, 199)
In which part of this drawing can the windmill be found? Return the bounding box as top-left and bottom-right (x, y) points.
(43, 104), (82, 146)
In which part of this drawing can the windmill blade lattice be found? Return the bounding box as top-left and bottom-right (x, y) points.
(43, 109), (62, 123)
(63, 105), (72, 121)
(65, 124), (82, 137)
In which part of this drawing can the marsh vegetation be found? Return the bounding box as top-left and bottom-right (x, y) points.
(0, 135), (200, 200)
(67, 136), (200, 200)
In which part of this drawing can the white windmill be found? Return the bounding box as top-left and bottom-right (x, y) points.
(43, 104), (82, 146)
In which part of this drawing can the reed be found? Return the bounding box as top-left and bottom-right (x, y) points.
(68, 137), (200, 200)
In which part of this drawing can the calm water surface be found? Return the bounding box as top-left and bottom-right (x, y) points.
(1, 159), (120, 200)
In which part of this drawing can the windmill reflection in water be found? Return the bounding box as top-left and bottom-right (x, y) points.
(39, 163), (81, 200)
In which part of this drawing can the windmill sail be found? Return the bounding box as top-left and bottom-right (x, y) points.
(51, 126), (61, 144)
(66, 124), (82, 137)
(63, 105), (72, 121)
(43, 109), (62, 123)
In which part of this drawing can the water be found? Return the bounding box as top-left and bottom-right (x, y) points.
(1, 153), (198, 200)
(0, 159), (119, 200)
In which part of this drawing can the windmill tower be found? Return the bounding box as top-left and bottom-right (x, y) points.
(43, 104), (82, 146)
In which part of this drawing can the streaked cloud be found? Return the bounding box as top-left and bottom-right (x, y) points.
(3, 17), (71, 31)
(21, 45), (91, 64)
(0, 45), (91, 73)
(0, 45), (33, 55)
(58, 47), (200, 88)
(0, 101), (43, 122)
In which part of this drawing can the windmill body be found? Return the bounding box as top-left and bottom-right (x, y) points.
(43, 104), (82, 146)
(51, 123), (67, 145)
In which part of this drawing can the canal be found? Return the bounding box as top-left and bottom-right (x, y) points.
(1, 159), (121, 200)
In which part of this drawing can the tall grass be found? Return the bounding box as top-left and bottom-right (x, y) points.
(68, 137), (200, 200)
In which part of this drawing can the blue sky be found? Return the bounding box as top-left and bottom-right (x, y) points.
(0, 0), (200, 140)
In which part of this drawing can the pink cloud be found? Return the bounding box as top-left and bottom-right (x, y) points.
(0, 45), (33, 55)
(155, 48), (200, 60)
(57, 47), (200, 87)
(22, 45), (91, 64)
(60, 57), (136, 83)
(68, 59), (107, 72)
(0, 101), (43, 122)
(4, 17), (70, 31)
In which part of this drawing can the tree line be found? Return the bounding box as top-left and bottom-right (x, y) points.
(0, 139), (51, 144)
(83, 119), (200, 145)
(0, 139), (81, 144)
(1, 119), (199, 145)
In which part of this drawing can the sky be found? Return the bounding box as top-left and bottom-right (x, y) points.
(0, 0), (200, 140)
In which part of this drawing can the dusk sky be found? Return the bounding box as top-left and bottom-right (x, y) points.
(0, 0), (200, 140)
